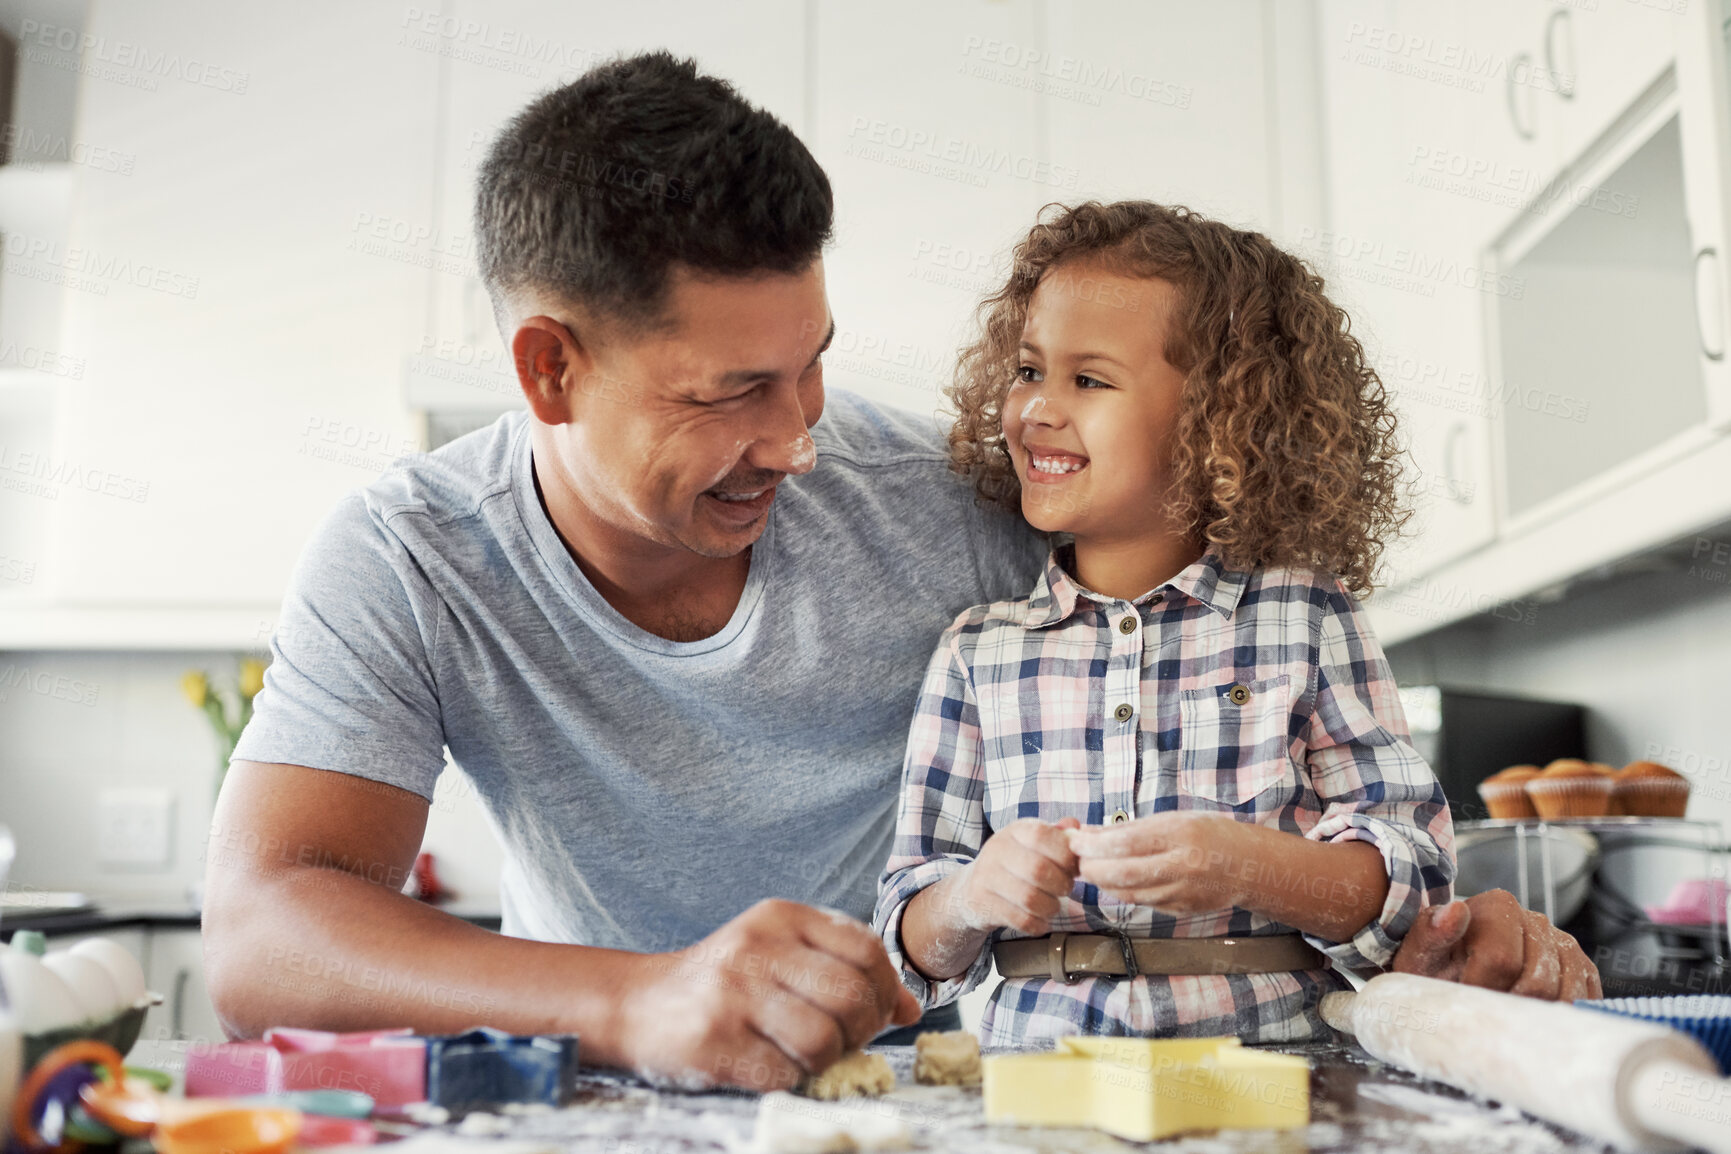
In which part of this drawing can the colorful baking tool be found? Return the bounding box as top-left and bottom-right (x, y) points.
(152, 1102), (301, 1154)
(235, 1089), (373, 1118)
(422, 1028), (579, 1115)
(1579, 995), (1731, 1075)
(982, 1036), (1309, 1142)
(11, 1039), (126, 1152)
(184, 1028), (424, 1106)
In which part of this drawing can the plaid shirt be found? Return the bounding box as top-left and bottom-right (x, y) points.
(873, 546), (1456, 1045)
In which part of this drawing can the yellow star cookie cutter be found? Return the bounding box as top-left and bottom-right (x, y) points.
(982, 1036), (1310, 1142)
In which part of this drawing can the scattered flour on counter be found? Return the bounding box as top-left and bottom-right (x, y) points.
(1357, 1082), (1524, 1121)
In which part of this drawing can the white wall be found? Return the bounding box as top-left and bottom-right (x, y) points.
(0, 649), (504, 910)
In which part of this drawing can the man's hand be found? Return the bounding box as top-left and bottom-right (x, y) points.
(1392, 889), (1601, 1001)
(1068, 813), (1249, 915)
(616, 898), (920, 1092)
(952, 817), (1082, 935)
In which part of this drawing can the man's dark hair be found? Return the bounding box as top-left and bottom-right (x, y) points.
(475, 51), (833, 333)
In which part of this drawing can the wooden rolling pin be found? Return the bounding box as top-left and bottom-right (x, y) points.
(1321, 973), (1731, 1153)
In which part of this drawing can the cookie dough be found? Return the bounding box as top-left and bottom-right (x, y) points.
(800, 1050), (896, 1099)
(755, 1091), (910, 1153)
(913, 1030), (981, 1087)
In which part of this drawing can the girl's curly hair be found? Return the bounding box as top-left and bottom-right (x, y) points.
(948, 200), (1408, 597)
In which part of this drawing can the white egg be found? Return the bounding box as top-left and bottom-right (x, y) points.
(0, 951), (84, 1034)
(42, 953), (121, 1022)
(69, 938), (149, 1007)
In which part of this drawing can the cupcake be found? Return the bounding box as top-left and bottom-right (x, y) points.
(1526, 759), (1614, 819)
(1478, 765), (1541, 819)
(1590, 763), (1624, 815)
(1613, 761), (1691, 818)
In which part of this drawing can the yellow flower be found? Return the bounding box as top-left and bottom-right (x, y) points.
(181, 671), (210, 708)
(238, 658), (267, 699)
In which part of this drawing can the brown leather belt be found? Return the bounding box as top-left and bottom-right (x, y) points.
(993, 932), (1326, 981)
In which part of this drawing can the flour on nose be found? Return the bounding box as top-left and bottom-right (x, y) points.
(786, 434), (817, 472)
(1020, 395), (1048, 421)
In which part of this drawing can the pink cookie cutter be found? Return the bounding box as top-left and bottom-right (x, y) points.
(185, 1028), (427, 1107)
(1645, 878), (1730, 926)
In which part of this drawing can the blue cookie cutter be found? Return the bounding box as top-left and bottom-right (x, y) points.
(422, 1028), (580, 1114)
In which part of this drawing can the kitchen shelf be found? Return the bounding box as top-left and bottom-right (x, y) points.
(0, 605), (281, 651)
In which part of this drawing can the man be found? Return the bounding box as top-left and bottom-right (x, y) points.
(205, 52), (1597, 1091)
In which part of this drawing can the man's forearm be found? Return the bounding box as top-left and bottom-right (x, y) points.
(203, 862), (643, 1067)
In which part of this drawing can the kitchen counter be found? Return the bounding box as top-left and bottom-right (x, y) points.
(143, 1040), (1602, 1153)
(0, 903), (502, 940)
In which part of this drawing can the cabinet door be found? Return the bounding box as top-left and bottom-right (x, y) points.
(1319, 1), (1502, 591)
(142, 928), (224, 1048)
(1044, 2), (1273, 230)
(1553, 2), (1680, 167)
(1677, 0), (1731, 428)
(52, 2), (439, 607)
(810, 0), (1044, 413)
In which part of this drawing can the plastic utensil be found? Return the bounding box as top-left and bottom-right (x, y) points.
(11, 1039), (126, 1152)
(153, 1104), (302, 1154)
(295, 1113), (378, 1146)
(235, 1089), (373, 1118)
(79, 1075), (166, 1134)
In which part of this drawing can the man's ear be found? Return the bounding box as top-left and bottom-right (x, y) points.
(512, 316), (590, 425)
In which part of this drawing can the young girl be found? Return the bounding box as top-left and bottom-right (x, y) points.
(872, 201), (1456, 1044)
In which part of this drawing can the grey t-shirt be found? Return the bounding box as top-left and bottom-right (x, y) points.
(235, 391), (1045, 951)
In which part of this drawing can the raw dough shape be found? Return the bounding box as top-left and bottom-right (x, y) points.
(800, 1050), (895, 1100)
(755, 1091), (911, 1153)
(912, 1030), (981, 1087)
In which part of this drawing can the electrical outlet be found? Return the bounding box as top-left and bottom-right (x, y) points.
(96, 788), (175, 869)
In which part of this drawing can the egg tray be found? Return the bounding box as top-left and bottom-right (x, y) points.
(1577, 995), (1731, 1075)
(22, 994), (162, 1070)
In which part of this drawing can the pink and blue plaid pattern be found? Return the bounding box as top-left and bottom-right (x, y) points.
(873, 546), (1456, 1045)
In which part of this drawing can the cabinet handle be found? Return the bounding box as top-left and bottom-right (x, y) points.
(171, 969), (189, 1039)
(1695, 248), (1725, 362)
(1442, 422), (1472, 505)
(1544, 8), (1575, 101)
(1507, 52), (1538, 141)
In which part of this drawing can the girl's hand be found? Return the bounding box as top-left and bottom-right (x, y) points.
(1068, 813), (1251, 915)
(952, 817), (1082, 935)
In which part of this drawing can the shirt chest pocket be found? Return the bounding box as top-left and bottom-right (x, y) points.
(1177, 673), (1296, 807)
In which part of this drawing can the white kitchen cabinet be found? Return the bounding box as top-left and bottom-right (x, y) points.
(142, 927), (223, 1048)
(810, 0), (1045, 414)
(1357, 1), (1731, 646)
(1043, 2), (1274, 230)
(0, 2), (439, 645)
(1678, 0), (1731, 429)
(1318, 2), (1502, 590)
(1488, 93), (1710, 531)
(1550, 2), (1681, 172)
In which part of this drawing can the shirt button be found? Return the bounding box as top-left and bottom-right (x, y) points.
(1117, 615), (1137, 635)
(1113, 702), (1134, 723)
(1227, 683), (1252, 706)
(1109, 809), (1131, 824)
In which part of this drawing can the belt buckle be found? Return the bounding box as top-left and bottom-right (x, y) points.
(1112, 929), (1140, 980)
(1048, 932), (1074, 983)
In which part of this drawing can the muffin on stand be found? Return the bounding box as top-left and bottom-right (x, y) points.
(1478, 765), (1541, 819)
(1526, 759), (1615, 819)
(1612, 761), (1691, 818)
